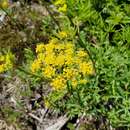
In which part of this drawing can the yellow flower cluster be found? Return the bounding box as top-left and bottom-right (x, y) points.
(31, 37), (93, 90)
(0, 0), (9, 9)
(54, 0), (67, 13)
(58, 31), (68, 38)
(0, 52), (14, 73)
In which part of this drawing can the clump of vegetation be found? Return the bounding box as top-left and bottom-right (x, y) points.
(1, 0), (130, 130)
(31, 35), (93, 90)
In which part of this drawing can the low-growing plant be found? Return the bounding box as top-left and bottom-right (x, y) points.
(2, 0), (130, 129)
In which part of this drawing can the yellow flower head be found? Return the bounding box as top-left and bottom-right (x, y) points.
(31, 37), (93, 90)
(77, 49), (88, 58)
(0, 52), (14, 73)
(44, 53), (55, 65)
(58, 31), (68, 39)
(63, 68), (78, 80)
(45, 43), (55, 53)
(79, 62), (93, 76)
(65, 42), (74, 49)
(43, 65), (55, 78)
(0, 64), (5, 73)
(36, 44), (45, 53)
(0, 0), (9, 9)
(51, 76), (66, 90)
(54, 0), (66, 5)
(65, 54), (73, 65)
(55, 54), (65, 66)
(71, 78), (78, 87)
(79, 79), (88, 84)
(31, 59), (42, 73)
(54, 0), (67, 13)
(44, 99), (50, 108)
(58, 4), (67, 12)
(37, 53), (45, 62)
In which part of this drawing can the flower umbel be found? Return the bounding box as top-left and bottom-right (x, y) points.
(0, 52), (14, 73)
(54, 0), (67, 13)
(31, 37), (93, 90)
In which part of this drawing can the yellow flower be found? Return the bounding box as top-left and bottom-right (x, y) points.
(74, 57), (82, 64)
(79, 79), (88, 84)
(5, 53), (13, 68)
(79, 62), (93, 76)
(55, 54), (65, 66)
(45, 42), (55, 53)
(71, 78), (78, 87)
(54, 44), (65, 55)
(0, 64), (5, 73)
(54, 0), (67, 13)
(44, 99), (50, 108)
(0, 52), (14, 73)
(58, 4), (67, 12)
(0, 55), (5, 61)
(49, 38), (58, 45)
(31, 59), (41, 73)
(36, 44), (45, 53)
(58, 31), (68, 38)
(77, 49), (88, 58)
(37, 53), (45, 62)
(65, 42), (74, 49)
(54, 0), (66, 5)
(0, 0), (9, 9)
(43, 65), (55, 78)
(63, 68), (77, 80)
(51, 76), (66, 90)
(44, 53), (55, 65)
(31, 37), (94, 91)
(64, 44), (74, 57)
(65, 48), (74, 56)
(65, 54), (73, 65)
